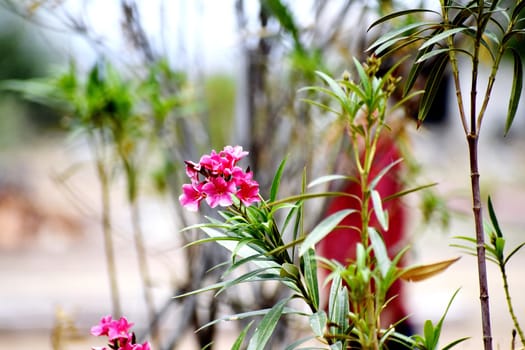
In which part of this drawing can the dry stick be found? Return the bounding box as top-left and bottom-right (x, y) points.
(121, 155), (157, 335)
(94, 142), (122, 317)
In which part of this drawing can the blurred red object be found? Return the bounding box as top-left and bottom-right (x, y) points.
(317, 131), (410, 331)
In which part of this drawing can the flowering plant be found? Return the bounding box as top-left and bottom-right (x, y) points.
(90, 315), (151, 350)
(176, 57), (462, 350)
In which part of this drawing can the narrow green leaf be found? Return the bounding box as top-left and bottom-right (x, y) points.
(283, 335), (318, 350)
(433, 288), (462, 344)
(512, 2), (525, 21)
(330, 342), (343, 350)
(299, 209), (355, 255)
(368, 9), (438, 32)
(441, 337), (471, 350)
(302, 248), (320, 310)
(314, 71), (348, 105)
(369, 227), (391, 277)
(270, 156), (288, 202)
(196, 306), (298, 332)
(231, 321), (254, 350)
(308, 174), (358, 188)
(487, 196), (503, 238)
(505, 48), (522, 136)
(200, 227), (280, 269)
(353, 57), (370, 94)
(504, 242), (525, 266)
(418, 53), (449, 126)
(309, 311), (327, 338)
(371, 190), (388, 231)
(368, 21), (435, 51)
(247, 298), (289, 350)
(416, 47), (470, 64)
(382, 182), (438, 202)
(419, 27), (467, 50)
(369, 158), (403, 191)
(299, 98), (341, 115)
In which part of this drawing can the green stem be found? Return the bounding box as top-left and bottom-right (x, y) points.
(499, 263), (525, 346)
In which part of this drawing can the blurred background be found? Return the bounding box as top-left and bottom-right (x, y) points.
(1, 1), (525, 349)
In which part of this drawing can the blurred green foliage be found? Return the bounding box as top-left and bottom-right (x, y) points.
(0, 8), (59, 144)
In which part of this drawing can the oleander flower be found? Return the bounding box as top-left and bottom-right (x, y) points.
(179, 145), (260, 211)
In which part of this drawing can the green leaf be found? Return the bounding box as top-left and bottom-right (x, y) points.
(231, 321), (254, 350)
(283, 335), (318, 350)
(369, 158), (403, 191)
(261, 0), (302, 51)
(302, 248), (320, 310)
(505, 48), (522, 136)
(308, 174), (358, 188)
(382, 182), (438, 202)
(247, 298), (289, 350)
(487, 196), (503, 238)
(441, 337), (470, 350)
(418, 53), (449, 126)
(330, 342), (343, 350)
(200, 227), (280, 269)
(432, 288), (462, 348)
(270, 156), (288, 202)
(314, 71), (348, 104)
(371, 190), (388, 231)
(309, 311), (327, 338)
(299, 209), (355, 255)
(368, 9), (439, 31)
(368, 21), (436, 52)
(419, 27), (468, 50)
(196, 306), (298, 332)
(369, 227), (391, 278)
(423, 319), (436, 348)
(504, 242), (525, 266)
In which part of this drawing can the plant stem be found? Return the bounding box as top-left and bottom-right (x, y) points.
(94, 142), (122, 316)
(122, 156), (156, 327)
(467, 133), (492, 350)
(499, 263), (525, 346)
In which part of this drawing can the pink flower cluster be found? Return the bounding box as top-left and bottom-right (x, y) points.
(179, 145), (260, 211)
(91, 315), (151, 350)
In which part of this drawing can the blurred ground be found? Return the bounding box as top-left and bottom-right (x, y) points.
(2, 112), (525, 350)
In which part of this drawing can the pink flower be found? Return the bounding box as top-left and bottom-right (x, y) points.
(179, 183), (206, 211)
(184, 160), (201, 183)
(180, 146), (259, 211)
(236, 177), (260, 206)
(202, 176), (236, 208)
(91, 315), (114, 337)
(221, 145), (248, 161)
(129, 342), (151, 350)
(90, 315), (134, 341)
(107, 317), (134, 341)
(199, 150), (224, 175)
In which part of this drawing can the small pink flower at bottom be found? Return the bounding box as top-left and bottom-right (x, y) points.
(107, 317), (134, 340)
(91, 315), (114, 337)
(131, 342), (151, 350)
(202, 177), (236, 208)
(179, 183), (205, 211)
